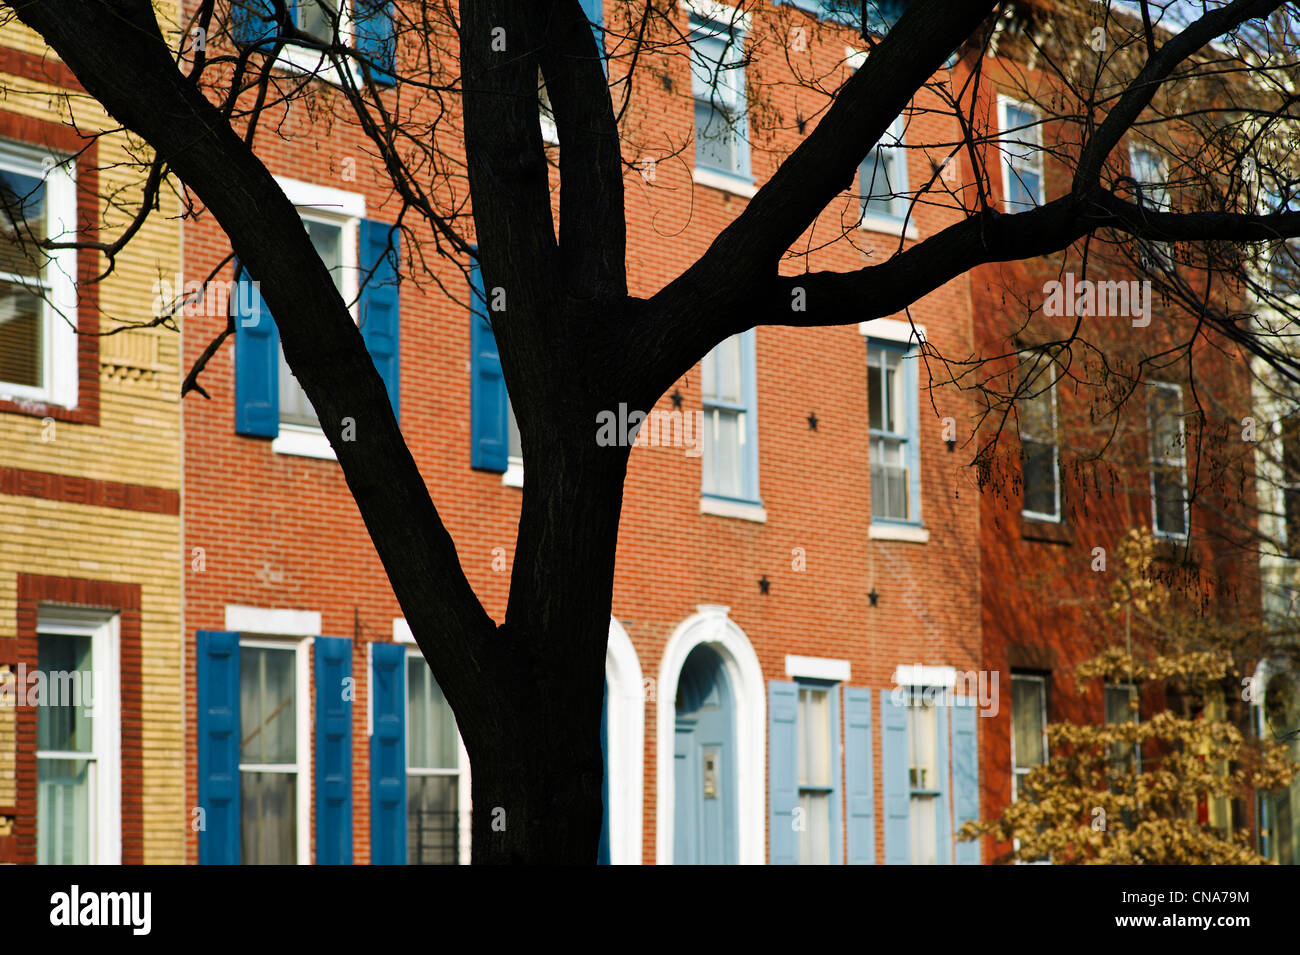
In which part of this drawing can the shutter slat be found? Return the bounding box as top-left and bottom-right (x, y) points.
(370, 642), (407, 864)
(315, 636), (353, 865)
(768, 681), (799, 864)
(952, 700), (980, 864)
(359, 220), (401, 422)
(469, 256), (509, 472)
(844, 687), (875, 864)
(881, 692), (910, 865)
(198, 631), (241, 865)
(233, 265), (278, 437)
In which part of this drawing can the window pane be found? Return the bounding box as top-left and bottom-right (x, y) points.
(909, 793), (937, 864)
(871, 436), (909, 521)
(1022, 440), (1057, 517)
(240, 770), (297, 864)
(240, 646), (296, 766)
(907, 703), (936, 790)
(797, 688), (831, 787)
(884, 355), (900, 434)
(37, 757), (90, 864)
(297, 0), (338, 42)
(278, 341), (320, 428)
(705, 335), (742, 404)
(861, 148), (898, 219)
(507, 397), (522, 460)
(704, 407), (742, 497)
(407, 656), (458, 771)
(797, 791), (831, 865)
(1148, 387), (1184, 460)
(1011, 677), (1046, 771)
(694, 101), (737, 175)
(0, 280), (43, 388)
(408, 774), (459, 865)
(0, 167), (47, 277)
(868, 358), (883, 431)
(37, 632), (93, 753)
(305, 219), (344, 293)
(1153, 465), (1188, 536)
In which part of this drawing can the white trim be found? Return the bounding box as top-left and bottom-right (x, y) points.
(272, 423), (339, 460)
(237, 634), (313, 865)
(700, 496), (767, 522)
(869, 522), (931, 543)
(225, 605), (322, 637)
(273, 176), (367, 221)
(502, 456), (524, 488)
(393, 617), (415, 644)
(891, 664), (957, 689)
(785, 654), (851, 683)
(35, 609), (120, 864)
(656, 605), (765, 865)
(679, 0), (752, 32)
(604, 618), (645, 865)
(996, 94), (1045, 211)
(858, 317), (926, 344)
(845, 46), (868, 71)
(691, 166), (758, 199)
(858, 211), (919, 240)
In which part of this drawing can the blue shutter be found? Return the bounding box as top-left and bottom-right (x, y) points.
(359, 220), (401, 422)
(580, 0), (605, 65)
(904, 347), (922, 523)
(935, 701), (951, 864)
(598, 680), (611, 865)
(952, 699), (980, 864)
(881, 692), (910, 864)
(370, 642), (406, 864)
(197, 631), (241, 865)
(844, 687), (875, 864)
(352, 0), (396, 84)
(315, 636), (353, 865)
(768, 681), (798, 864)
(233, 265), (279, 438)
(469, 256), (508, 472)
(231, 0), (277, 47)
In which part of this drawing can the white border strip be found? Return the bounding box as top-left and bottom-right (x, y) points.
(785, 654), (851, 682)
(225, 605), (322, 636)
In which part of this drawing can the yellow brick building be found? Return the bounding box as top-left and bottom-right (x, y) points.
(0, 19), (184, 863)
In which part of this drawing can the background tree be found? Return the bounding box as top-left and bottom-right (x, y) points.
(3, 0), (1299, 862)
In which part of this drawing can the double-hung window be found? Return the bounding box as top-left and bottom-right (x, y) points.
(36, 611), (120, 865)
(702, 329), (760, 504)
(1129, 145), (1171, 269)
(238, 639), (309, 865)
(906, 696), (940, 865)
(1104, 683), (1141, 778)
(0, 141), (77, 407)
(868, 341), (920, 524)
(232, 1), (396, 84)
(1018, 352), (1061, 521)
(1281, 413), (1300, 559)
(1010, 673), (1047, 801)
(998, 97), (1044, 211)
(796, 683), (836, 865)
(1147, 382), (1188, 538)
(406, 653), (465, 865)
(687, 4), (751, 186)
(860, 114), (910, 226)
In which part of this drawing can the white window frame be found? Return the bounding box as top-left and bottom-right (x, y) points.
(904, 690), (941, 866)
(1018, 352), (1061, 523)
(682, 0), (754, 195)
(1147, 381), (1189, 539)
(0, 140), (78, 408)
(34, 608), (120, 865)
(997, 95), (1044, 211)
(1009, 672), (1047, 802)
(401, 646), (472, 866)
(269, 176), (364, 461)
(237, 634), (312, 866)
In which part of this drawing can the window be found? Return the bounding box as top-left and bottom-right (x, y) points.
(278, 216), (349, 431)
(783, 0), (910, 33)
(688, 7), (750, 184)
(906, 698), (939, 865)
(1281, 413), (1300, 559)
(859, 114), (909, 224)
(796, 684), (835, 865)
(1147, 382), (1188, 538)
(1018, 353), (1060, 521)
(998, 97), (1044, 211)
(406, 653), (464, 865)
(1129, 145), (1171, 269)
(1010, 674), (1047, 801)
(1105, 683), (1140, 776)
(702, 330), (760, 503)
(36, 612), (120, 865)
(0, 141), (77, 407)
(868, 342), (919, 523)
(232, 1), (395, 85)
(238, 640), (308, 865)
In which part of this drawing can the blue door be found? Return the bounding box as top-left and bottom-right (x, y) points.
(673, 645), (738, 864)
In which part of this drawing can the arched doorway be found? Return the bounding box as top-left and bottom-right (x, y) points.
(673, 644), (738, 864)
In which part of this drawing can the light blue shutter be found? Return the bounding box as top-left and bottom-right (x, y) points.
(935, 702), (951, 864)
(352, 0), (396, 84)
(233, 265), (279, 437)
(315, 636), (353, 865)
(881, 692), (910, 864)
(844, 687), (875, 864)
(370, 642), (406, 864)
(231, 0), (276, 47)
(197, 631), (241, 865)
(469, 256), (508, 472)
(768, 681), (798, 864)
(952, 699), (980, 864)
(359, 220), (401, 422)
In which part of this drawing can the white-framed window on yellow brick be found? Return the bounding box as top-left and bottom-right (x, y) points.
(0, 139), (78, 408)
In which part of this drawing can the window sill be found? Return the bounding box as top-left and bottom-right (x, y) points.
(1021, 514), (1071, 545)
(858, 213), (918, 241)
(692, 167), (758, 199)
(869, 523), (929, 543)
(502, 457), (524, 488)
(272, 424), (337, 461)
(700, 496), (767, 523)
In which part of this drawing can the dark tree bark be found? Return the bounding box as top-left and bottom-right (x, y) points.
(7, 0), (1299, 862)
